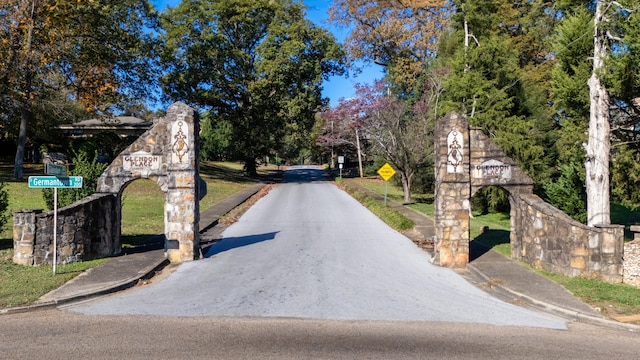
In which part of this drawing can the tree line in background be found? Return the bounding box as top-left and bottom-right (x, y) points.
(1, 0), (639, 225)
(317, 0), (640, 225)
(0, 0), (161, 179)
(0, 0), (344, 178)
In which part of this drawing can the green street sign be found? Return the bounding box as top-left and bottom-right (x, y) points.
(45, 163), (67, 176)
(28, 176), (83, 189)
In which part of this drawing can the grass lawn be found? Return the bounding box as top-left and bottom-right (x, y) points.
(2, 162), (639, 320)
(0, 160), (273, 308)
(118, 161), (263, 246)
(337, 178), (414, 231)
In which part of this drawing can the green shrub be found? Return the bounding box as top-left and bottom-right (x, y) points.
(611, 144), (640, 206)
(471, 186), (510, 215)
(43, 149), (107, 210)
(410, 163), (435, 195)
(543, 160), (587, 223)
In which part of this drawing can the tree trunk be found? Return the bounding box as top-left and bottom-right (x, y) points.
(355, 126), (363, 178)
(13, 107), (29, 180)
(244, 157), (257, 177)
(13, 0), (36, 181)
(585, 0), (611, 226)
(401, 171), (412, 203)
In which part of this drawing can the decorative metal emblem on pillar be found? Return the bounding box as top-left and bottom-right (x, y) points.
(447, 130), (464, 174)
(172, 115), (190, 164)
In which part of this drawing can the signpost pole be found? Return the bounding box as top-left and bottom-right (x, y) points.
(53, 188), (57, 274)
(384, 181), (388, 206)
(28, 170), (82, 275)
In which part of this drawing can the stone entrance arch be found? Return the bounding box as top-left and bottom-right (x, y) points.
(432, 112), (624, 283)
(12, 102), (205, 266)
(97, 102), (203, 263)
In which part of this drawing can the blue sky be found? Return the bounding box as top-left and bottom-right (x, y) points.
(150, 0), (383, 106)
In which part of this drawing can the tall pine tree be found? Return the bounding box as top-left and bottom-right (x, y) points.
(437, 0), (558, 190)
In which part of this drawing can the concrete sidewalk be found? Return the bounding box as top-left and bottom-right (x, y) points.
(3, 174), (638, 330)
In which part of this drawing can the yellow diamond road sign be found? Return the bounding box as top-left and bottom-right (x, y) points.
(377, 163), (396, 181)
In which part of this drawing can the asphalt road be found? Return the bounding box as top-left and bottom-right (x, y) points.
(1, 310), (639, 360)
(66, 166), (564, 329)
(3, 166), (639, 359)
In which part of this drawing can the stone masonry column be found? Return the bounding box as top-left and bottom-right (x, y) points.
(164, 103), (201, 263)
(12, 209), (42, 266)
(96, 102), (202, 264)
(431, 112), (471, 268)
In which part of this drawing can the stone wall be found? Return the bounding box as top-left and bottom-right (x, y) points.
(13, 102), (202, 266)
(97, 102), (201, 263)
(624, 227), (640, 287)
(13, 193), (119, 266)
(433, 112), (625, 283)
(513, 193), (624, 283)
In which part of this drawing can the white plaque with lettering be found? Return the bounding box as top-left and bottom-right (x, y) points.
(123, 151), (161, 171)
(473, 159), (511, 180)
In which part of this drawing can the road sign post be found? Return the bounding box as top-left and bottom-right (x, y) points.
(338, 156), (345, 178)
(377, 163), (396, 206)
(28, 176), (83, 274)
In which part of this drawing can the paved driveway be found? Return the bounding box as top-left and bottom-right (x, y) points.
(67, 166), (565, 329)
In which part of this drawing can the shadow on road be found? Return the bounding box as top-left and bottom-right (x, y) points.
(203, 231), (280, 258)
(283, 166), (329, 183)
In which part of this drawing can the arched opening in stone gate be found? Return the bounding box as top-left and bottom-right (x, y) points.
(119, 178), (166, 252)
(469, 186), (512, 262)
(12, 103), (209, 266)
(431, 112), (624, 282)
(96, 102), (202, 263)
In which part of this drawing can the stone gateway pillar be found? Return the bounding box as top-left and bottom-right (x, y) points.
(431, 112), (471, 268)
(431, 112), (536, 269)
(97, 102), (202, 263)
(431, 112), (624, 284)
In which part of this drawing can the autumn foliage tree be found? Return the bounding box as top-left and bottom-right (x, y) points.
(319, 75), (442, 202)
(329, 0), (450, 92)
(317, 95), (367, 177)
(0, 0), (159, 179)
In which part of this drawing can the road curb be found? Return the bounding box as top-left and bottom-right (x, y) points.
(466, 263), (640, 331)
(1, 180), (278, 315)
(1, 258), (170, 316)
(342, 177), (640, 331)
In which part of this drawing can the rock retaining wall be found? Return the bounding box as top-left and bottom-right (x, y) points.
(13, 102), (202, 266)
(13, 193), (119, 266)
(624, 226), (640, 287)
(513, 193), (624, 283)
(433, 112), (625, 283)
